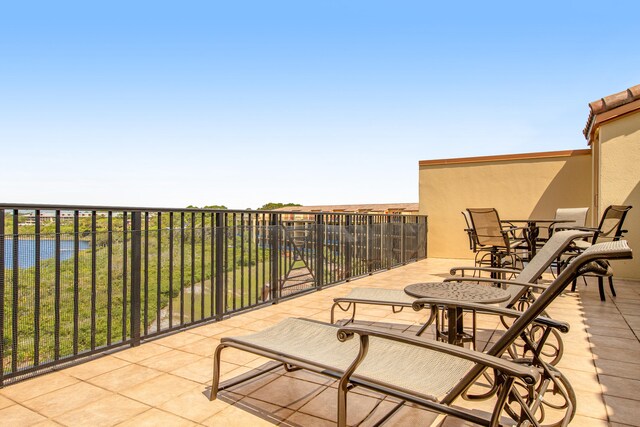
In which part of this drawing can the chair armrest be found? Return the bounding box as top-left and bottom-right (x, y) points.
(569, 226), (599, 233)
(443, 276), (549, 291)
(411, 298), (570, 333)
(337, 324), (540, 384)
(501, 226), (528, 238)
(449, 266), (521, 276)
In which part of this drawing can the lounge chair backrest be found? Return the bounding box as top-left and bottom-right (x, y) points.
(466, 208), (509, 248)
(446, 239), (632, 400)
(500, 229), (593, 308)
(496, 240), (631, 353)
(593, 205), (632, 243)
(553, 207), (589, 231)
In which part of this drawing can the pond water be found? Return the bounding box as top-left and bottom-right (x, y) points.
(3, 238), (90, 269)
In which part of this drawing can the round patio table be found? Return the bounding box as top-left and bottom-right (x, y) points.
(405, 282), (510, 346)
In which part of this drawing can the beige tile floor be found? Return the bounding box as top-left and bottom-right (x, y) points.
(0, 258), (638, 426)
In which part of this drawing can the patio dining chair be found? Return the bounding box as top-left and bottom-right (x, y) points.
(210, 240), (632, 427)
(541, 207), (590, 242)
(462, 210), (500, 273)
(566, 205), (632, 301)
(465, 208), (528, 269)
(534, 207), (589, 277)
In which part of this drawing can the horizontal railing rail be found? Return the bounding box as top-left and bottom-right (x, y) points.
(0, 204), (427, 385)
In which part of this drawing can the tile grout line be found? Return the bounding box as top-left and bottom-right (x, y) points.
(611, 295), (640, 344)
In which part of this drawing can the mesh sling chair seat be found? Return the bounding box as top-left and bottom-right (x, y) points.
(210, 240), (632, 427)
(331, 230), (592, 349)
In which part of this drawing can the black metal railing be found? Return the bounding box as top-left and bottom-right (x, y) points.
(0, 203), (427, 385)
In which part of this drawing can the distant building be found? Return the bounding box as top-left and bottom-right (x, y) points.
(272, 203), (419, 220)
(22, 211), (102, 225)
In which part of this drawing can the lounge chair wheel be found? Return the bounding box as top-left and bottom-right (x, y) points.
(505, 363), (576, 427)
(506, 324), (564, 366)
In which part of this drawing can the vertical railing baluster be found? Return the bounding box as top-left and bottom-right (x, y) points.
(156, 212), (162, 332)
(201, 212), (205, 320)
(73, 211), (79, 355)
(54, 210), (61, 360)
(143, 212), (149, 335)
(254, 214), (259, 299)
(345, 215), (352, 280)
(130, 212), (141, 347)
(248, 214), (253, 305)
(180, 212), (185, 325)
(224, 213), (228, 311)
(269, 213), (279, 302)
(34, 210), (41, 366)
(231, 213), (238, 311)
(366, 215), (372, 274)
(168, 212), (174, 328)
(215, 212), (224, 320)
(322, 215), (327, 284)
(11, 210), (18, 374)
(401, 216), (406, 264)
(210, 212), (215, 318)
(122, 212), (128, 341)
(384, 216), (389, 269)
(91, 211), (97, 350)
(338, 215), (343, 280)
(107, 212), (112, 345)
(240, 212), (245, 308)
(191, 211), (195, 323)
(0, 209), (5, 386)
(424, 216), (428, 258)
(315, 214), (324, 289)
(261, 213), (266, 302)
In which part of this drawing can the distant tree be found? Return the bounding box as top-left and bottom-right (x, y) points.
(186, 204), (227, 210)
(258, 202), (302, 211)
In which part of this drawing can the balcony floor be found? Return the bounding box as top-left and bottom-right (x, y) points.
(1, 258), (639, 426)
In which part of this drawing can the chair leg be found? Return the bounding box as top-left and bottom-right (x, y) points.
(571, 279), (577, 292)
(609, 276), (617, 297)
(598, 277), (606, 302)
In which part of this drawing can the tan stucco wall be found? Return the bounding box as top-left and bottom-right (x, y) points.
(597, 110), (640, 280)
(419, 152), (592, 260)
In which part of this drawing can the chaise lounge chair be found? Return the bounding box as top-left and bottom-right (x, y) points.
(330, 229), (591, 331)
(210, 240), (632, 427)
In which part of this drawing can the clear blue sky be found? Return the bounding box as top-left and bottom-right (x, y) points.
(1, 1), (639, 209)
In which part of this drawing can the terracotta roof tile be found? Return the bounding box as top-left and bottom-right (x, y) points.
(584, 84), (640, 139)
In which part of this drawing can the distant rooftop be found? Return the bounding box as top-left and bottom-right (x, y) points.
(273, 203), (419, 213)
(584, 83), (640, 142)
